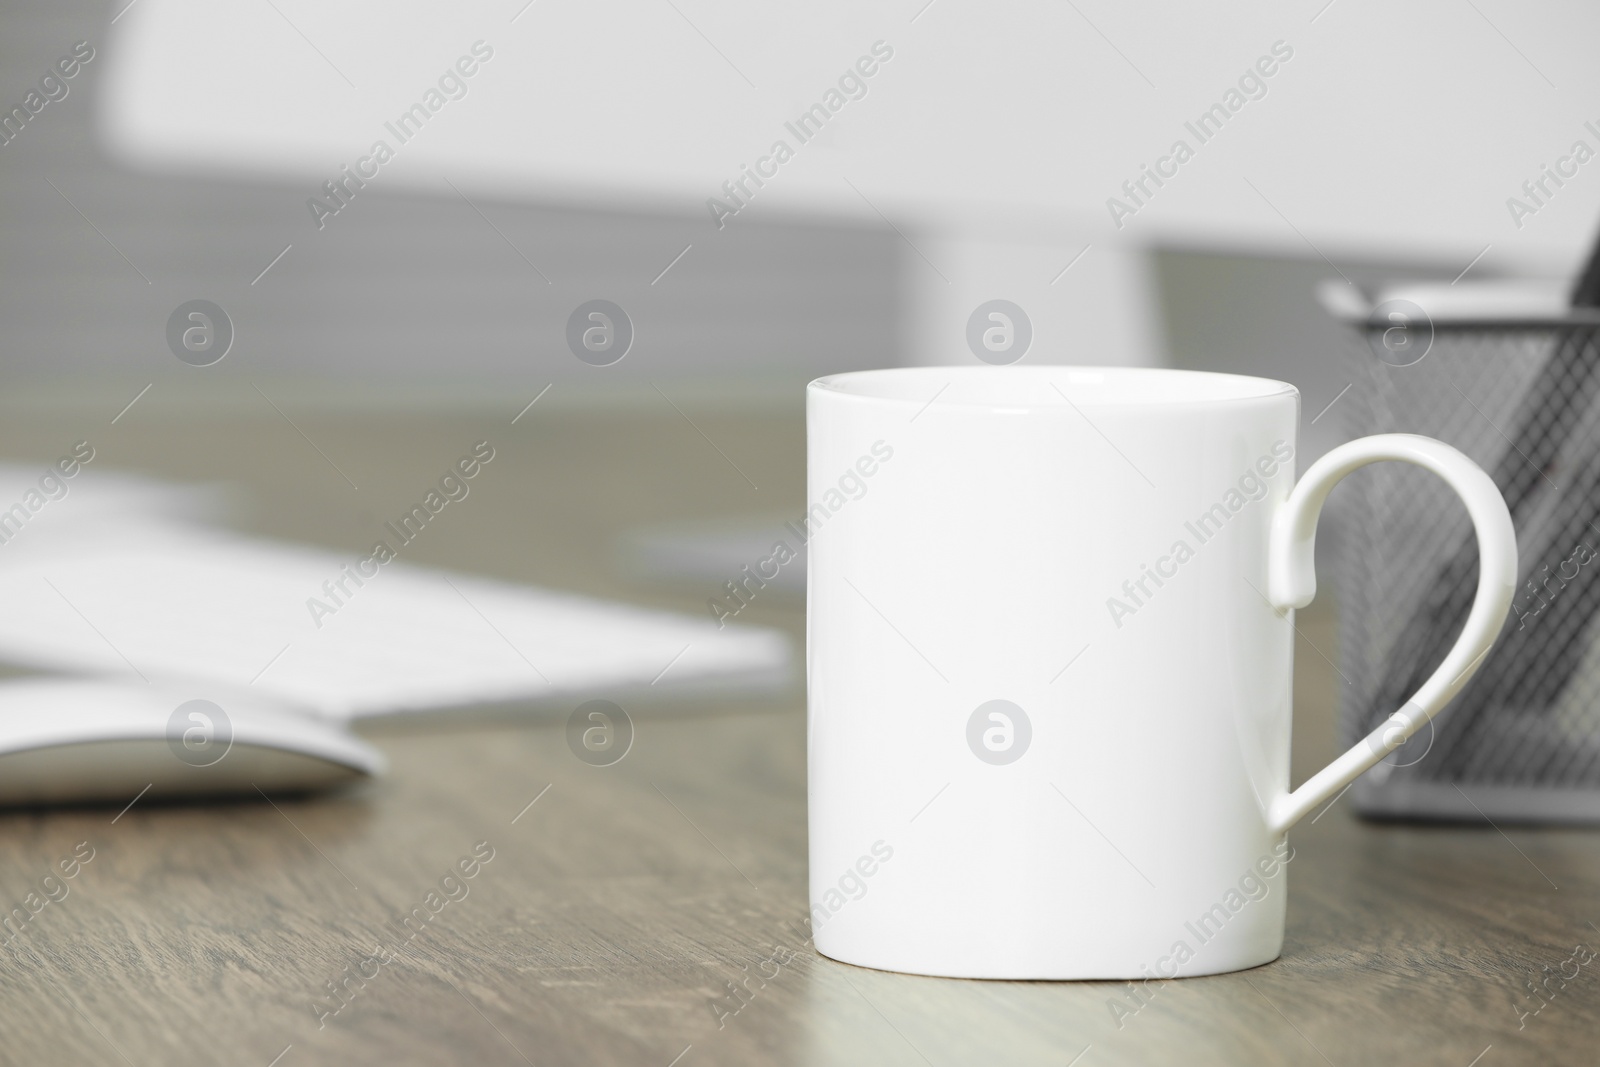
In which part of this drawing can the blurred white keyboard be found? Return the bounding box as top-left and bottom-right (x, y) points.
(0, 511), (791, 721)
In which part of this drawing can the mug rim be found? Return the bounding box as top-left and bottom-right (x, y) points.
(809, 366), (1298, 410)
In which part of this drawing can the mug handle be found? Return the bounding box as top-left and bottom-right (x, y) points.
(1264, 433), (1518, 834)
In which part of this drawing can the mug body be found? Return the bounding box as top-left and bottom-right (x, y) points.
(807, 366), (1300, 979)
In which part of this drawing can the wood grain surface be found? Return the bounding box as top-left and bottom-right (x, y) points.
(0, 400), (1594, 1067)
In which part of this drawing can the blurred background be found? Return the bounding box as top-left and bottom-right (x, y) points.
(6, 0), (1596, 430)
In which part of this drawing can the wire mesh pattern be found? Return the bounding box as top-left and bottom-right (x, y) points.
(1336, 323), (1600, 820)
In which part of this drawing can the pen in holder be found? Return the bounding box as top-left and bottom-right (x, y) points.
(1323, 237), (1600, 822)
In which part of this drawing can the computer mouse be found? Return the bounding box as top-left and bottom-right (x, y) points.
(0, 679), (385, 805)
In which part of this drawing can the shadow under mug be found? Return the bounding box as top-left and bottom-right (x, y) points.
(805, 366), (1516, 979)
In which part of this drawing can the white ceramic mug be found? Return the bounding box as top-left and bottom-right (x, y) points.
(805, 366), (1516, 979)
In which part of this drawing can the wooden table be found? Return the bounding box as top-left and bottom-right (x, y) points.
(0, 397), (1594, 1066)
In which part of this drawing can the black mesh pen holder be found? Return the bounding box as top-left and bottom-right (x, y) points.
(1323, 281), (1600, 822)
